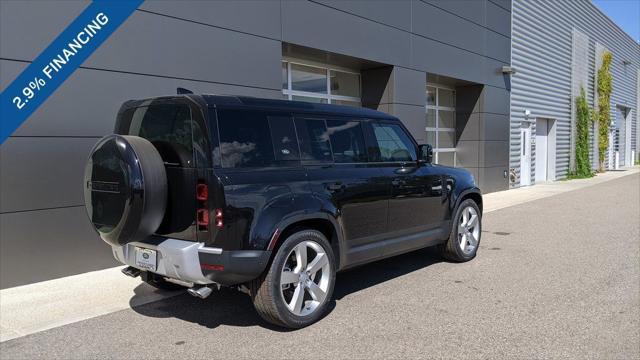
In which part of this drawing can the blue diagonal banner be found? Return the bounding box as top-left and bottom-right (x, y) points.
(0, 0), (144, 145)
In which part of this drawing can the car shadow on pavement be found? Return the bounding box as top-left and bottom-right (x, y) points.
(129, 246), (443, 331)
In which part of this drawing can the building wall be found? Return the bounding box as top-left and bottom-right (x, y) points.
(0, 0), (510, 288)
(510, 0), (640, 185)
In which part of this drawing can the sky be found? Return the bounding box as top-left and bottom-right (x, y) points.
(592, 0), (640, 42)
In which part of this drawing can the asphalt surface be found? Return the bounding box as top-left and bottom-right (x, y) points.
(1, 174), (639, 359)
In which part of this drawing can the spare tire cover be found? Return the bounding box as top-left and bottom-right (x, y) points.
(84, 135), (167, 246)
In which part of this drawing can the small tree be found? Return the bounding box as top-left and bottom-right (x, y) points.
(571, 87), (593, 178)
(596, 51), (613, 172)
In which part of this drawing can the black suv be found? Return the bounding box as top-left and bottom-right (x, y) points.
(84, 94), (482, 328)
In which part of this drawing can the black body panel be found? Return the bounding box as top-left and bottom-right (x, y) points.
(112, 94), (482, 277)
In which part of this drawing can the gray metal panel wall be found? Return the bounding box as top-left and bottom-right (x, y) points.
(0, 0), (510, 288)
(510, 0), (639, 185)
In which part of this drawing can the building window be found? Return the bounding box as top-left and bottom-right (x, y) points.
(426, 85), (456, 166)
(282, 60), (361, 106)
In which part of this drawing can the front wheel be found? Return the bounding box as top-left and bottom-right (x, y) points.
(441, 199), (482, 262)
(250, 230), (336, 328)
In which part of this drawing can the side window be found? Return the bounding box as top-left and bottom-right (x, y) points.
(128, 103), (195, 167)
(294, 118), (333, 162)
(326, 120), (367, 163)
(268, 116), (299, 162)
(217, 109), (275, 168)
(371, 123), (417, 162)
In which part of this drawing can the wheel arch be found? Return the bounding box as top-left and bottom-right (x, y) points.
(455, 187), (483, 215)
(267, 214), (344, 271)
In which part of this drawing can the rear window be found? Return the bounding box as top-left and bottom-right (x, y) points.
(216, 109), (299, 168)
(294, 118), (333, 162)
(126, 103), (196, 167)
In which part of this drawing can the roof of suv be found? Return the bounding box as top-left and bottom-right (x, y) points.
(199, 94), (398, 120)
(122, 94), (399, 121)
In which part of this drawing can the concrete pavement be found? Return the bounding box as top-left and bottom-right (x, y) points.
(1, 168), (638, 358)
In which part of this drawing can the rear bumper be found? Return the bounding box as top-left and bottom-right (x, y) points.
(112, 238), (271, 286)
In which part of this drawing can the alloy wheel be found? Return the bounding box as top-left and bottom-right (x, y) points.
(280, 240), (331, 316)
(457, 206), (480, 255)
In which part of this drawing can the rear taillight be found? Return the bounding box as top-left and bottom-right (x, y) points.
(197, 181), (209, 231)
(197, 208), (209, 226)
(196, 183), (208, 201)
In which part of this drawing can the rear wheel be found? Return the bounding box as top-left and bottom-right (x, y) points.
(441, 199), (482, 262)
(250, 230), (335, 328)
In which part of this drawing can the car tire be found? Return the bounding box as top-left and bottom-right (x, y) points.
(250, 230), (336, 329)
(441, 199), (482, 262)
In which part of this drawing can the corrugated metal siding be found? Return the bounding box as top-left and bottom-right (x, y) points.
(511, 0), (640, 186)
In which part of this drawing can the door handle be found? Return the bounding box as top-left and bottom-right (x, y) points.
(391, 179), (402, 186)
(326, 182), (345, 191)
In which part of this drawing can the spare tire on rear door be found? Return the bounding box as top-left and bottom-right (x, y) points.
(84, 135), (167, 246)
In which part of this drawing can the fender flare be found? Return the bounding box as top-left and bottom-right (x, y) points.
(453, 187), (483, 215)
(267, 211), (346, 270)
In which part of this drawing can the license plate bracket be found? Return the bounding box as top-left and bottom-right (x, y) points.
(135, 247), (157, 271)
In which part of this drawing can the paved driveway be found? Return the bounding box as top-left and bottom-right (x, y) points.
(1, 174), (638, 359)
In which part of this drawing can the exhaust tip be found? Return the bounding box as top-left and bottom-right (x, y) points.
(121, 266), (141, 278)
(187, 286), (213, 299)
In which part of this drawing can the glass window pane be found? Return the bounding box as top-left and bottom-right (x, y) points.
(438, 130), (456, 148)
(438, 88), (455, 108)
(282, 62), (288, 90)
(268, 116), (299, 162)
(371, 123), (416, 162)
(426, 86), (436, 106)
(291, 63), (327, 93)
(426, 109), (436, 127)
(330, 70), (360, 97)
(291, 95), (327, 103)
(331, 99), (361, 107)
(326, 120), (367, 163)
(294, 118), (332, 162)
(129, 104), (194, 167)
(437, 151), (455, 166)
(217, 110), (275, 168)
(426, 131), (436, 146)
(439, 110), (455, 128)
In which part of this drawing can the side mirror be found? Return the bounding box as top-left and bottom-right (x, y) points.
(418, 144), (433, 164)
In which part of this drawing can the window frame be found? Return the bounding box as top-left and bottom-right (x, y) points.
(426, 84), (457, 166)
(282, 60), (362, 106)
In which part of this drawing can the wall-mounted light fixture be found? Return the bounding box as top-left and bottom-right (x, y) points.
(501, 65), (517, 75)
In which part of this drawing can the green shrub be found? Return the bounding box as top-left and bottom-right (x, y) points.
(570, 87), (593, 178)
(595, 52), (613, 172)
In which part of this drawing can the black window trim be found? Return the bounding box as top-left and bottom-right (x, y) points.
(209, 105), (418, 168)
